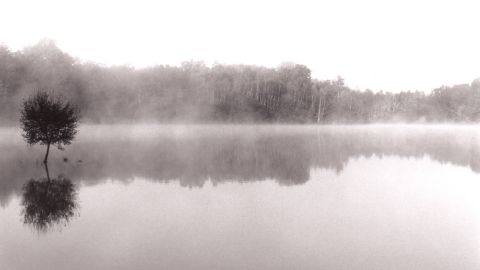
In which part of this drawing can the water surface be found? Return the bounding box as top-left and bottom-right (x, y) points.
(1, 125), (480, 270)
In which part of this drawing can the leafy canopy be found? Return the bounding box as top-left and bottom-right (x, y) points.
(20, 91), (79, 147)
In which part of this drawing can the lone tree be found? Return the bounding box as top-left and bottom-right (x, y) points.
(20, 91), (79, 163)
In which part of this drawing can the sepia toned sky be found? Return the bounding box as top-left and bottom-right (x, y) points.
(1, 0), (479, 92)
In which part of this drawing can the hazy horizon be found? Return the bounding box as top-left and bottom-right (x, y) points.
(2, 0), (479, 93)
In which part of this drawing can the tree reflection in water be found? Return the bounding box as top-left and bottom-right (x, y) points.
(1, 126), (479, 206)
(21, 164), (78, 232)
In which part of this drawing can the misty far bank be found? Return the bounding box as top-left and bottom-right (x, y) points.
(1, 40), (480, 125)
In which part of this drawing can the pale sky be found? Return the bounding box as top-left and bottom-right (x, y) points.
(1, 0), (479, 92)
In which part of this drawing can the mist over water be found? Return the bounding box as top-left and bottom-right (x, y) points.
(1, 124), (480, 270)
(2, 124), (480, 204)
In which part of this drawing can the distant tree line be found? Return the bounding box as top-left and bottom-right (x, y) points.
(1, 40), (480, 124)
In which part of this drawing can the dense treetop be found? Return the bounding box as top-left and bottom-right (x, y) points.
(1, 40), (479, 124)
(20, 91), (78, 146)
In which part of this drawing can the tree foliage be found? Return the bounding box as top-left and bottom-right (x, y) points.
(1, 40), (479, 124)
(20, 91), (79, 162)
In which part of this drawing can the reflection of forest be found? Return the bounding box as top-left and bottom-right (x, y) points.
(1, 126), (480, 205)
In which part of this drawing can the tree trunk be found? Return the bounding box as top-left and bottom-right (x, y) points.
(44, 143), (50, 164)
(44, 162), (51, 181)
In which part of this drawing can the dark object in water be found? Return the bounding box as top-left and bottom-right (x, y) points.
(21, 176), (78, 232)
(78, 160), (82, 163)
(63, 157), (68, 162)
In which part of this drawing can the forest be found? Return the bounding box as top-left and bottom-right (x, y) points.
(1, 40), (480, 124)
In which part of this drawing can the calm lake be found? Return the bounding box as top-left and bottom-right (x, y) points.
(1, 124), (480, 270)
